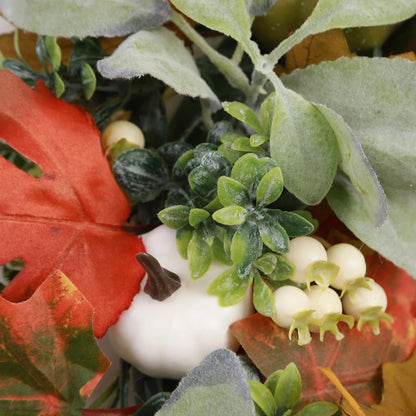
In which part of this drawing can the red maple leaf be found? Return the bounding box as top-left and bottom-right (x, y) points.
(230, 250), (416, 407)
(0, 271), (110, 415)
(0, 70), (145, 337)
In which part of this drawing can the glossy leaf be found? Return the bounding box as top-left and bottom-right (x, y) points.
(158, 205), (192, 230)
(217, 176), (251, 207)
(112, 148), (169, 203)
(253, 274), (275, 316)
(0, 71), (145, 338)
(97, 27), (220, 109)
(282, 57), (416, 278)
(268, 209), (315, 237)
(188, 231), (212, 279)
(0, 0), (172, 38)
(256, 167), (284, 207)
(230, 248), (416, 407)
(207, 267), (252, 306)
(213, 205), (248, 226)
(0, 271), (110, 415)
(156, 349), (255, 416)
(253, 252), (278, 275)
(223, 101), (265, 134)
(231, 221), (262, 276)
(189, 208), (210, 227)
(258, 214), (289, 253)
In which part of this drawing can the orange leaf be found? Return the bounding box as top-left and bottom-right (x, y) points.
(285, 29), (356, 73)
(0, 70), (146, 337)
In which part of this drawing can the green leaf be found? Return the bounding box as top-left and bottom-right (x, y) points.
(189, 208), (210, 227)
(207, 267), (252, 306)
(269, 83), (340, 205)
(258, 214), (289, 253)
(253, 252), (278, 275)
(211, 236), (233, 265)
(223, 101), (265, 134)
(112, 148), (169, 203)
(188, 231), (212, 279)
(248, 380), (277, 416)
(259, 92), (275, 135)
(189, 151), (233, 200)
(213, 205), (248, 226)
(250, 134), (269, 147)
(295, 401), (338, 416)
(176, 226), (194, 259)
(231, 221), (263, 276)
(45, 36), (61, 71)
(256, 167), (284, 207)
(270, 0), (416, 62)
(155, 349), (255, 416)
(0, 0), (172, 37)
(231, 136), (266, 153)
(217, 176), (252, 207)
(264, 369), (283, 396)
(274, 363), (302, 414)
(170, 0), (253, 49)
(53, 71), (65, 97)
(253, 274), (275, 317)
(172, 149), (196, 181)
(97, 27), (220, 109)
(268, 209), (314, 237)
(282, 57), (416, 278)
(158, 205), (192, 229)
(267, 255), (294, 282)
(81, 62), (96, 100)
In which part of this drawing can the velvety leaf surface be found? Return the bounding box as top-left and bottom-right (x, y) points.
(230, 248), (416, 407)
(282, 57), (416, 278)
(0, 271), (110, 416)
(0, 70), (145, 337)
(0, 0), (172, 37)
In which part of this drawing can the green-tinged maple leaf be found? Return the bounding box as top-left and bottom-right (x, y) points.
(230, 247), (416, 408)
(0, 271), (110, 416)
(0, 70), (145, 338)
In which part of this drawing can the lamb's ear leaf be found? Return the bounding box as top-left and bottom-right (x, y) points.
(156, 349), (256, 416)
(97, 27), (220, 110)
(269, 0), (416, 62)
(0, 0), (172, 37)
(282, 56), (416, 278)
(244, 0), (277, 16)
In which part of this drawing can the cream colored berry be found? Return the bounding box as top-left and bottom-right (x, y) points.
(101, 120), (145, 152)
(283, 236), (327, 283)
(327, 243), (366, 290)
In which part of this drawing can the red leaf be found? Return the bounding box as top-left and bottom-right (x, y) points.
(230, 252), (416, 406)
(0, 270), (110, 415)
(0, 70), (146, 337)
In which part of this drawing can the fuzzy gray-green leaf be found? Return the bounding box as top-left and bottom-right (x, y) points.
(97, 27), (220, 108)
(0, 0), (172, 37)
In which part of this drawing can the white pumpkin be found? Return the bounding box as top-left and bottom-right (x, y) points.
(107, 225), (254, 379)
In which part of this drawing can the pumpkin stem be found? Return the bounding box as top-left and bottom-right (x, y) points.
(136, 253), (181, 301)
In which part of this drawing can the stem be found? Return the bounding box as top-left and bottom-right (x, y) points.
(171, 11), (250, 96)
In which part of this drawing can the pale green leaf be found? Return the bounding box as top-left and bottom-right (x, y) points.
(256, 166), (284, 207)
(97, 27), (220, 109)
(213, 205), (248, 226)
(0, 0), (172, 37)
(269, 83), (339, 205)
(274, 362), (302, 413)
(252, 274), (275, 317)
(223, 101), (265, 134)
(188, 232), (212, 279)
(248, 379), (277, 416)
(156, 349), (255, 416)
(270, 0), (416, 62)
(217, 176), (251, 207)
(282, 57), (416, 277)
(244, 0), (277, 16)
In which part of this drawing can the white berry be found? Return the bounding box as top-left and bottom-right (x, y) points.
(101, 120), (145, 152)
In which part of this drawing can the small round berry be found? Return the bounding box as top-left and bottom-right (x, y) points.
(101, 120), (145, 152)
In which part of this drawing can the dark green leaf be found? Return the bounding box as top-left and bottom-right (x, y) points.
(1, 59), (40, 85)
(134, 392), (171, 416)
(189, 151), (232, 200)
(207, 267), (252, 306)
(248, 379), (277, 416)
(253, 274), (275, 316)
(217, 176), (252, 207)
(268, 209), (315, 237)
(172, 149), (196, 181)
(194, 142), (219, 161)
(274, 363), (302, 414)
(231, 221), (263, 276)
(158, 205), (191, 229)
(157, 141), (193, 170)
(258, 214), (289, 253)
(224, 101), (265, 134)
(189, 208), (210, 227)
(68, 37), (105, 77)
(213, 205), (248, 226)
(188, 232), (212, 279)
(256, 167), (284, 207)
(207, 120), (234, 146)
(112, 148), (169, 202)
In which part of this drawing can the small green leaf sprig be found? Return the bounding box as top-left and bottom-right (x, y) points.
(249, 362), (338, 416)
(158, 98), (317, 316)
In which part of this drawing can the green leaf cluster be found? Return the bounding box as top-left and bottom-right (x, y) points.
(249, 363), (338, 416)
